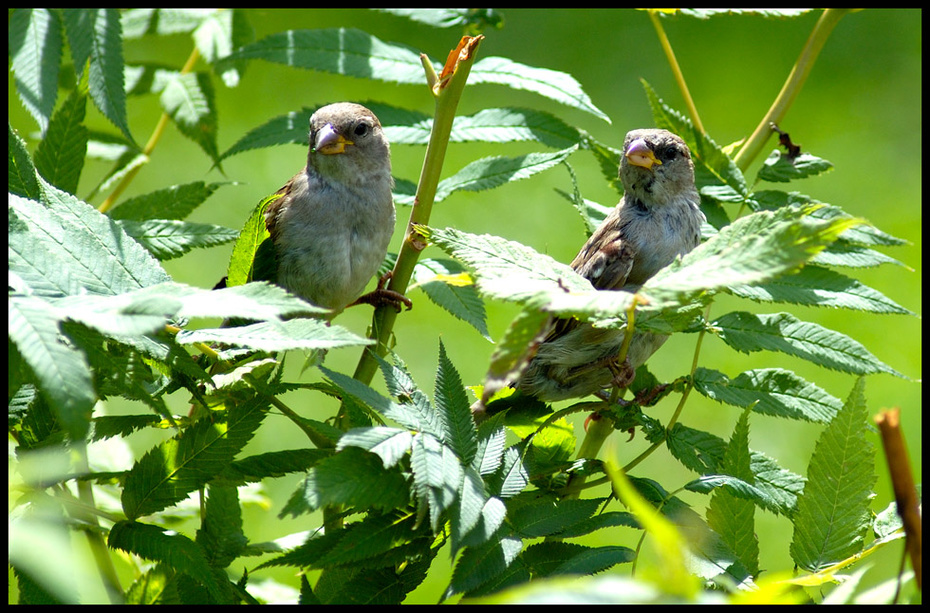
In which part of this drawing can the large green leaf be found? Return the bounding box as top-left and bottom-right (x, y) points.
(85, 9), (135, 144)
(9, 9), (61, 131)
(121, 392), (268, 519)
(693, 367), (842, 423)
(216, 27), (424, 84)
(712, 311), (906, 378)
(790, 378), (876, 571)
(33, 86), (88, 195)
(470, 56), (609, 122)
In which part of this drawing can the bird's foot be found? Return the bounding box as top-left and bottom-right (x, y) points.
(606, 356), (636, 390)
(349, 272), (413, 312)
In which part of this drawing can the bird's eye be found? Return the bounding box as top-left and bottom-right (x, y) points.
(658, 146), (678, 162)
(353, 122), (371, 138)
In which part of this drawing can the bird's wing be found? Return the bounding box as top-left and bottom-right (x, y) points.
(543, 215), (635, 341)
(570, 219), (634, 291)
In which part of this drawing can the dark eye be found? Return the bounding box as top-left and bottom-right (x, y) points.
(354, 122), (371, 138)
(658, 146), (678, 162)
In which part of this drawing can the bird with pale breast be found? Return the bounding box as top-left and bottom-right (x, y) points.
(253, 102), (409, 315)
(514, 128), (705, 403)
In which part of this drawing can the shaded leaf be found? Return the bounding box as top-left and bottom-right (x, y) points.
(9, 9), (62, 131)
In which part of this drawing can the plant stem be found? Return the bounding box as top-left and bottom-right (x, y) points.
(324, 36), (484, 533)
(98, 47), (201, 213)
(350, 37), (484, 388)
(71, 443), (124, 603)
(648, 11), (705, 134)
(733, 9), (850, 171)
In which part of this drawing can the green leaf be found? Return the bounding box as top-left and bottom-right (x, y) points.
(120, 8), (213, 38)
(693, 367), (842, 423)
(423, 226), (591, 306)
(9, 124), (42, 200)
(193, 9), (254, 87)
(666, 422), (727, 475)
(397, 147), (577, 206)
(727, 265), (913, 314)
(179, 318), (370, 354)
(445, 535), (524, 600)
(160, 72), (220, 165)
(197, 484), (246, 568)
(470, 56), (609, 123)
(758, 150), (833, 182)
(521, 542), (635, 577)
(473, 421), (506, 476)
(411, 432), (463, 530)
(225, 193), (277, 287)
(666, 423), (803, 517)
(447, 107), (583, 148)
(323, 364), (440, 435)
(9, 295), (96, 439)
(34, 86), (88, 195)
(435, 340), (478, 464)
(216, 28), (424, 84)
(109, 181), (226, 221)
(642, 205), (858, 309)
(379, 8), (503, 31)
(218, 108), (310, 160)
(280, 447), (410, 516)
(11, 187), (170, 298)
(413, 258), (490, 340)
(370, 351), (444, 436)
(812, 241), (907, 269)
(706, 408), (759, 576)
(494, 446), (530, 499)
(61, 8), (94, 76)
(509, 497), (605, 538)
(310, 513), (422, 568)
(9, 9), (62, 131)
(712, 311), (906, 378)
(336, 427), (414, 468)
(109, 521), (225, 601)
(224, 448), (331, 483)
(86, 9), (135, 144)
(92, 414), (162, 441)
(790, 378), (876, 571)
(117, 219), (238, 260)
(121, 393), (268, 519)
(452, 467), (494, 554)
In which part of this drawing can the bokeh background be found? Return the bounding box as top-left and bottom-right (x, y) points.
(9, 9), (921, 603)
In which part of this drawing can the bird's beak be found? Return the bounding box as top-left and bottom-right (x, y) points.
(626, 138), (662, 170)
(314, 124), (354, 155)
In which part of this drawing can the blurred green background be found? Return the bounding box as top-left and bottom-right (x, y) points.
(9, 9), (921, 603)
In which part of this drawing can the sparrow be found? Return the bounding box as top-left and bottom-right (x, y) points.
(256, 102), (409, 315)
(515, 129), (705, 402)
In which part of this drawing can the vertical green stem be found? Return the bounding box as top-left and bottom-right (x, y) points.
(648, 11), (705, 134)
(324, 37), (484, 534)
(733, 9), (850, 171)
(351, 38), (484, 387)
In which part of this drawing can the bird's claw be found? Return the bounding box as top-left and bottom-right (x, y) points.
(349, 272), (413, 312)
(606, 356), (635, 390)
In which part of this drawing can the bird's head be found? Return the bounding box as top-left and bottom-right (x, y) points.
(308, 103), (391, 184)
(619, 128), (696, 206)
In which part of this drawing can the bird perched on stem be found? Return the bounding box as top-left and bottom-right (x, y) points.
(256, 102), (410, 315)
(515, 128), (704, 402)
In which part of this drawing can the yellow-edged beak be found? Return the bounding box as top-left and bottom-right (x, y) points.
(625, 137), (662, 170)
(314, 124), (354, 155)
